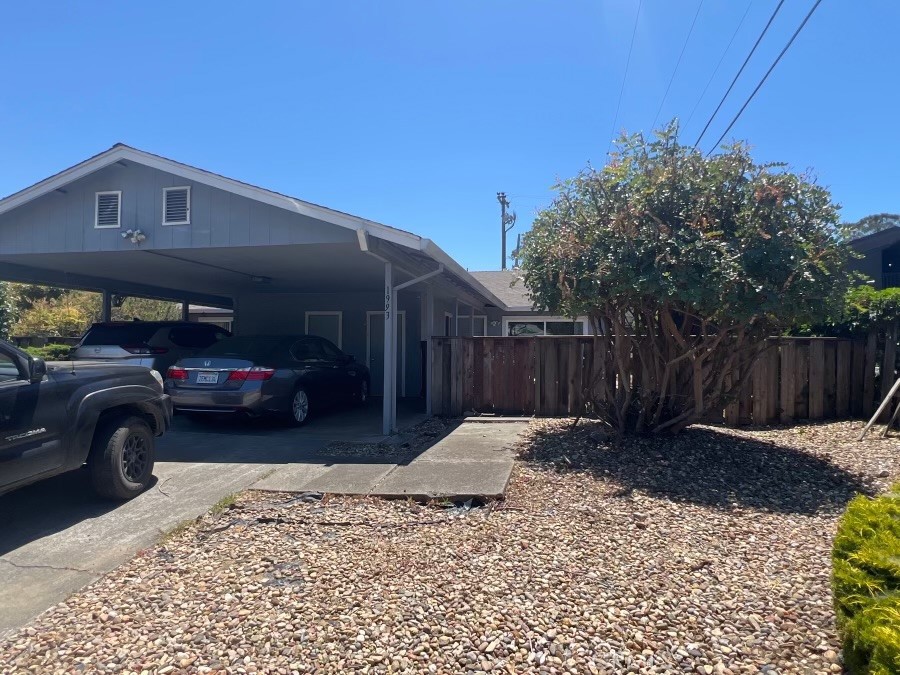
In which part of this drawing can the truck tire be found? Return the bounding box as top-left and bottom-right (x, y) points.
(88, 416), (155, 500)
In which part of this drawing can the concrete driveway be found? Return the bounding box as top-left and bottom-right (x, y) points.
(0, 403), (523, 639)
(0, 402), (420, 638)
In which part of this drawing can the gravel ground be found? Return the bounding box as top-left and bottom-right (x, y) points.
(2, 420), (897, 675)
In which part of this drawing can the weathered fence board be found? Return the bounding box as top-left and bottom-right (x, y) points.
(432, 332), (897, 426)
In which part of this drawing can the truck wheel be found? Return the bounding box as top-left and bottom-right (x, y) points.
(88, 416), (155, 500)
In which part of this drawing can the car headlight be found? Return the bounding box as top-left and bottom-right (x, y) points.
(149, 369), (164, 388)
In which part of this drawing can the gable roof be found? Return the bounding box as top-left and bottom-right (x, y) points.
(469, 270), (536, 311)
(0, 144), (507, 309)
(849, 225), (900, 252)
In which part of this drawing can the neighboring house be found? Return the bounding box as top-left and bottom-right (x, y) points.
(0, 145), (584, 433)
(469, 270), (589, 336)
(848, 226), (900, 289)
(188, 304), (233, 332)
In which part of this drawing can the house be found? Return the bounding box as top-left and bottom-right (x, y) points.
(0, 145), (575, 434)
(848, 226), (900, 289)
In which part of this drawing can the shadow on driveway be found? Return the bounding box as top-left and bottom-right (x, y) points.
(519, 423), (870, 515)
(0, 470), (158, 558)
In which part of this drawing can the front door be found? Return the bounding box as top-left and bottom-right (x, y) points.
(0, 347), (65, 490)
(367, 311), (406, 397)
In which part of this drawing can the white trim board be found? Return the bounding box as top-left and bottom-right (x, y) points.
(304, 311), (343, 349)
(366, 310), (406, 398)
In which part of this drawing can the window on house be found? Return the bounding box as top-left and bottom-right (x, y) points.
(95, 191), (121, 228)
(505, 318), (586, 336)
(163, 186), (191, 225)
(305, 312), (342, 349)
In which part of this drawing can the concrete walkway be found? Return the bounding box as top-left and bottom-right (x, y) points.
(254, 419), (526, 500)
(0, 413), (526, 639)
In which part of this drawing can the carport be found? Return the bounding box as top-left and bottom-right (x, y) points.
(0, 145), (504, 434)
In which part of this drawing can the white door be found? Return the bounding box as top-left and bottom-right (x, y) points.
(367, 311), (406, 397)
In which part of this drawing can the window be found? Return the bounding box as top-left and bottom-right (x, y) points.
(503, 316), (588, 336)
(95, 191), (121, 228)
(291, 339), (325, 361)
(305, 311), (342, 348)
(163, 186), (191, 225)
(0, 352), (22, 384)
(317, 338), (343, 359)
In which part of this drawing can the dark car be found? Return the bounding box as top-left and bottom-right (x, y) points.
(165, 335), (370, 424)
(72, 321), (231, 374)
(0, 339), (172, 500)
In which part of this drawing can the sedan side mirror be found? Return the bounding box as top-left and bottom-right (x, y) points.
(29, 357), (47, 384)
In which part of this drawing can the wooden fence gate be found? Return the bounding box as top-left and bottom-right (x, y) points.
(431, 330), (899, 426)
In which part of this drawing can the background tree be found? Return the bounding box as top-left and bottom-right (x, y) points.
(519, 125), (850, 434)
(839, 213), (900, 241)
(0, 283), (18, 340)
(11, 288), (181, 338)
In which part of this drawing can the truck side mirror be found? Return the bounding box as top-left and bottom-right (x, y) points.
(29, 358), (47, 384)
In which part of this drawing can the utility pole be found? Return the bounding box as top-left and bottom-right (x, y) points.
(496, 192), (516, 270)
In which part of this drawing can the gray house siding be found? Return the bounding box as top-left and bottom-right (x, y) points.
(0, 162), (355, 255)
(234, 290), (423, 398)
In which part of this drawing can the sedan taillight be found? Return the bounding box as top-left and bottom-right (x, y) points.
(227, 367), (276, 382)
(167, 367), (189, 381)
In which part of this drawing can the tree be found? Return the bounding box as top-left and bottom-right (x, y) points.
(0, 283), (18, 340)
(519, 124), (850, 434)
(839, 213), (900, 241)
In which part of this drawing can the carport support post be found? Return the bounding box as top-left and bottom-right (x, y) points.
(424, 287), (434, 415)
(383, 262), (397, 435)
(101, 291), (112, 322)
(181, 301), (190, 321)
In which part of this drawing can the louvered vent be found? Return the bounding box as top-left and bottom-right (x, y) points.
(164, 187), (190, 225)
(95, 192), (121, 228)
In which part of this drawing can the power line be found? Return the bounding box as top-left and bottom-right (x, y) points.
(683, 0), (754, 132)
(650, 0), (705, 131)
(694, 0), (785, 148)
(607, 0), (643, 154)
(705, 0), (824, 155)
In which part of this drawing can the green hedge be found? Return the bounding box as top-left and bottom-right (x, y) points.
(22, 343), (73, 361)
(833, 486), (900, 674)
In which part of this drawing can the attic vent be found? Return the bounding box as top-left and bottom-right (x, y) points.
(95, 191), (121, 228)
(163, 186), (191, 225)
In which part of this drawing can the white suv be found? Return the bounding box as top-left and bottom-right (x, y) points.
(72, 321), (230, 373)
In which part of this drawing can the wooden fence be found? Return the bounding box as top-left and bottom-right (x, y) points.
(431, 329), (900, 426)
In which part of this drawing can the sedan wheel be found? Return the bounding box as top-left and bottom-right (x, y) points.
(291, 388), (310, 425)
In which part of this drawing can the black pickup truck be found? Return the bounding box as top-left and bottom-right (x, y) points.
(0, 339), (171, 500)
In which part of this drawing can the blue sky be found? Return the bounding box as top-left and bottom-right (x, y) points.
(0, 1), (896, 271)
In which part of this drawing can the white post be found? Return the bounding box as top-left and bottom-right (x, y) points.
(101, 291), (112, 322)
(425, 286), (434, 416)
(383, 262), (394, 435)
(391, 286), (398, 433)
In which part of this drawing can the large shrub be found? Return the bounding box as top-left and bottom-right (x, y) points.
(833, 487), (900, 674)
(519, 124), (850, 434)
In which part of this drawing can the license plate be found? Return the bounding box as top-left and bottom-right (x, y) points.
(196, 371), (219, 384)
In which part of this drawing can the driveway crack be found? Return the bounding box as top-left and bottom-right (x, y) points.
(0, 557), (93, 574)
